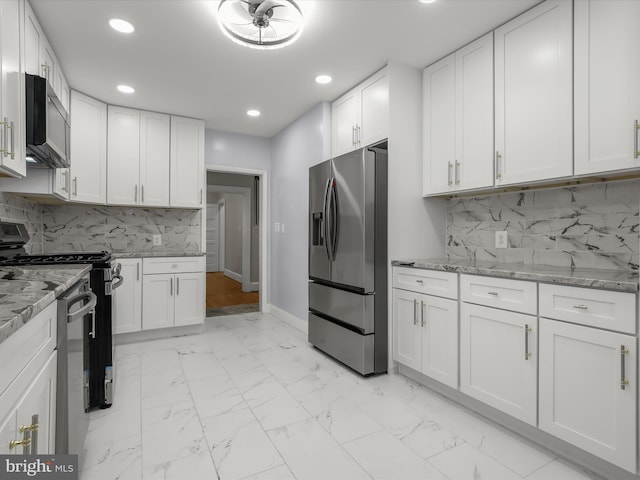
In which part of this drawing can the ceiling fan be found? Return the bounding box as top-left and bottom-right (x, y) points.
(217, 0), (304, 49)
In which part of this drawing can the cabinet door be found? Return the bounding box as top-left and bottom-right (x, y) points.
(420, 295), (458, 389)
(70, 91), (107, 204)
(113, 259), (142, 334)
(494, 0), (572, 185)
(539, 318), (637, 472)
(392, 289), (421, 371)
(574, 0), (640, 175)
(107, 106), (140, 205)
(456, 32), (494, 191)
(24, 3), (41, 76)
(170, 116), (204, 208)
(140, 111), (170, 207)
(332, 90), (359, 157)
(0, 0), (26, 178)
(174, 272), (204, 327)
(53, 168), (70, 200)
(460, 303), (537, 425)
(423, 54), (455, 195)
(40, 39), (55, 90)
(359, 70), (388, 149)
(142, 274), (175, 330)
(16, 352), (56, 455)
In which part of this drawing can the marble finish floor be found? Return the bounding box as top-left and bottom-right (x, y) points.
(81, 313), (605, 480)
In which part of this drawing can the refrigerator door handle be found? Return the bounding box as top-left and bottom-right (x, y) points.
(323, 177), (332, 260)
(330, 179), (338, 260)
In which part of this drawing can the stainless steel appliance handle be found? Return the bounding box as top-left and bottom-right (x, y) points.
(330, 179), (338, 261)
(524, 324), (532, 360)
(66, 291), (97, 323)
(621, 345), (629, 390)
(111, 275), (124, 290)
(322, 177), (332, 260)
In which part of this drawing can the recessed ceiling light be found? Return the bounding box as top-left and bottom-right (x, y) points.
(315, 75), (332, 85)
(117, 84), (135, 94)
(109, 18), (135, 34)
(418, 0), (437, 3)
(247, 109), (261, 117)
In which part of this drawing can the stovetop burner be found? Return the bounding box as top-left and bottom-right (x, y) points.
(0, 251), (112, 266)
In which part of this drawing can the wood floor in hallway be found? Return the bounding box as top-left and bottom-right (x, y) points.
(206, 271), (259, 308)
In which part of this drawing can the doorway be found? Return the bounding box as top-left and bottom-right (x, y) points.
(203, 169), (266, 316)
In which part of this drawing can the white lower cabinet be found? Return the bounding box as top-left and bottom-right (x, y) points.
(112, 258), (142, 334)
(539, 318), (637, 472)
(392, 272), (458, 389)
(460, 303), (537, 425)
(141, 257), (205, 331)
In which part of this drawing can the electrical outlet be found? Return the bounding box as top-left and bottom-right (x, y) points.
(495, 231), (508, 249)
(280, 223), (285, 234)
(152, 234), (162, 246)
(274, 222), (280, 233)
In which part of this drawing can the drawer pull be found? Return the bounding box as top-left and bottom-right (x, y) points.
(621, 345), (630, 390)
(573, 304), (589, 310)
(524, 324), (532, 360)
(416, 279), (424, 284)
(487, 291), (498, 296)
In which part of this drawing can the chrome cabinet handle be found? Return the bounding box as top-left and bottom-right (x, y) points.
(413, 299), (418, 326)
(487, 291), (498, 296)
(8, 121), (14, 159)
(421, 301), (426, 327)
(573, 304), (588, 310)
(634, 120), (639, 159)
(61, 170), (69, 192)
(495, 151), (502, 180)
(621, 345), (630, 390)
(447, 161), (453, 186)
(524, 324), (532, 360)
(200, 188), (203, 205)
(177, 277), (180, 295)
(141, 185), (145, 203)
(356, 125), (361, 146)
(135, 184), (138, 202)
(73, 177), (78, 196)
(455, 161), (460, 185)
(170, 278), (173, 296)
(136, 262), (140, 281)
(416, 279), (424, 284)
(0, 117), (8, 155)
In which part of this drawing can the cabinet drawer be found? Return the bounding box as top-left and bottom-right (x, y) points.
(539, 284), (636, 334)
(392, 267), (458, 299)
(143, 256), (204, 274)
(460, 274), (536, 315)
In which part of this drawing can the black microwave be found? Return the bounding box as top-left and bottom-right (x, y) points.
(25, 73), (70, 168)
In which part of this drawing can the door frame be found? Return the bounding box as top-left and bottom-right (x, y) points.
(217, 198), (225, 272)
(203, 165), (267, 313)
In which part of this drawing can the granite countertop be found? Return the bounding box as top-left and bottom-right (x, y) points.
(0, 265), (92, 346)
(392, 258), (639, 293)
(112, 252), (205, 259)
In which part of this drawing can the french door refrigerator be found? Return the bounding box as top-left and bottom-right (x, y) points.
(308, 143), (387, 375)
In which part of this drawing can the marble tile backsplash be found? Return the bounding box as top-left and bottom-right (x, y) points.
(0, 193), (43, 254)
(41, 205), (201, 254)
(447, 180), (640, 271)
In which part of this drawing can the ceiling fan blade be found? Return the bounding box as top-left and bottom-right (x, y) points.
(255, 0), (284, 17)
(269, 17), (296, 24)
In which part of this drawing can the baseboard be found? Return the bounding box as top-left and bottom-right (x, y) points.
(113, 324), (203, 344)
(224, 269), (242, 283)
(247, 281), (259, 292)
(267, 304), (308, 336)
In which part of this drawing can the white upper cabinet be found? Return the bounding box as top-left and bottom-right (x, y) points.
(23, 2), (40, 77)
(107, 106), (140, 205)
(140, 111), (170, 207)
(423, 33), (494, 196)
(69, 90), (107, 204)
(0, 0), (26, 178)
(332, 68), (388, 157)
(170, 115), (204, 208)
(574, 0), (640, 175)
(494, 0), (572, 186)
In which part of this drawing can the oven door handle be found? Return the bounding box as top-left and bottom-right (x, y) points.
(67, 292), (97, 323)
(111, 275), (124, 290)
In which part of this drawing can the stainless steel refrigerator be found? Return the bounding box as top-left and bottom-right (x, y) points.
(308, 143), (387, 375)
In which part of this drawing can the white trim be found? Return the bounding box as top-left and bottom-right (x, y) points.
(113, 324), (203, 344)
(205, 164), (268, 314)
(218, 199), (226, 271)
(224, 268), (243, 283)
(248, 281), (259, 292)
(267, 304), (308, 335)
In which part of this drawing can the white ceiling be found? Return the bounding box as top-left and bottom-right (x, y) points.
(31, 0), (539, 138)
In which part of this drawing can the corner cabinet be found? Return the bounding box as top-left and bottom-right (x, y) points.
(142, 256), (205, 331)
(574, 0), (640, 175)
(494, 0), (572, 186)
(69, 91), (107, 204)
(423, 33), (494, 196)
(0, 0), (26, 178)
(332, 68), (388, 157)
(170, 116), (204, 208)
(112, 258), (143, 334)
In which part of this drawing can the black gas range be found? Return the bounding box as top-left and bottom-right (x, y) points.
(0, 223), (122, 409)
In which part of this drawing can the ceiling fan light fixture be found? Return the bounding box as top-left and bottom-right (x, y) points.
(217, 0), (304, 50)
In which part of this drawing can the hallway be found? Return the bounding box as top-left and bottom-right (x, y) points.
(206, 272), (259, 316)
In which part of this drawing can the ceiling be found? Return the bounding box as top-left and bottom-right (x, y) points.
(31, 0), (539, 138)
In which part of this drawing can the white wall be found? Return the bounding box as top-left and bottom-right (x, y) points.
(205, 129), (271, 170)
(224, 193), (243, 276)
(270, 102), (332, 321)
